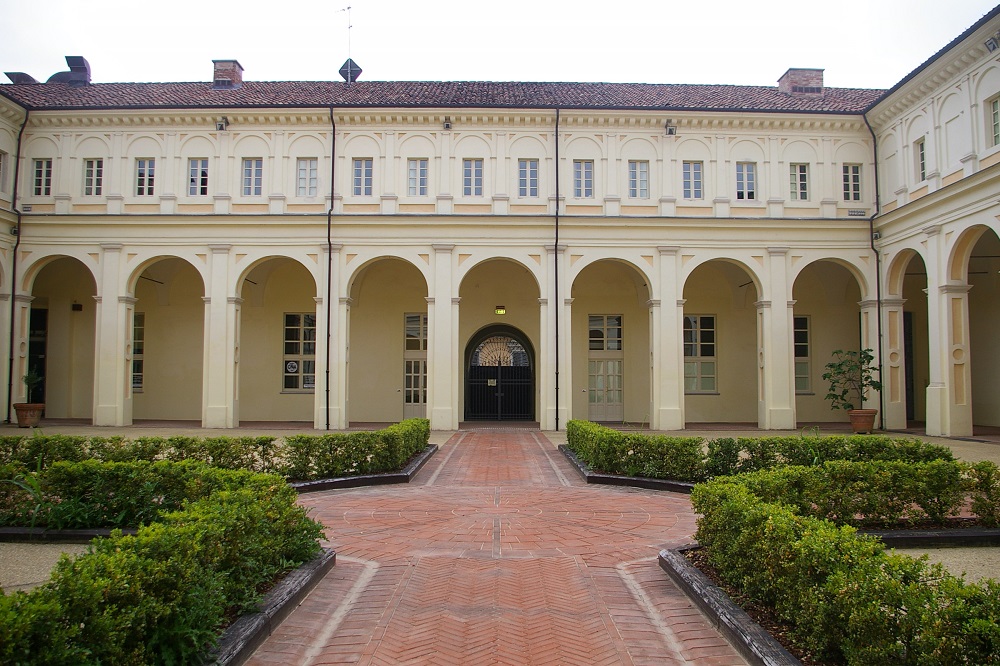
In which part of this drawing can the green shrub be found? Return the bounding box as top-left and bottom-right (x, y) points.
(969, 461), (1000, 528)
(564, 420), (705, 482)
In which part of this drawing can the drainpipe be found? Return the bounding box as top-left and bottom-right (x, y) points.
(5, 110), (29, 423)
(863, 112), (885, 428)
(554, 109), (561, 431)
(326, 107), (337, 430)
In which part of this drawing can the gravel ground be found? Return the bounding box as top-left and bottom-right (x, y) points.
(0, 543), (89, 593)
(895, 546), (1000, 583)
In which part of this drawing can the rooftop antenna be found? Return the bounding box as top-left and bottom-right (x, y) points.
(337, 6), (362, 84)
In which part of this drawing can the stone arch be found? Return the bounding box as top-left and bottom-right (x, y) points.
(463, 323), (535, 421)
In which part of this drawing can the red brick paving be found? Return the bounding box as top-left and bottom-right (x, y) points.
(246, 431), (747, 665)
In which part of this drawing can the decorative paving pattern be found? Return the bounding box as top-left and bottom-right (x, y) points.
(247, 431), (747, 665)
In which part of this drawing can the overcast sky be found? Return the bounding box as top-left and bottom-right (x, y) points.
(2, 0), (997, 90)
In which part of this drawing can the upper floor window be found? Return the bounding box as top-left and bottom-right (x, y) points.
(353, 158), (373, 196)
(789, 163), (808, 201)
(84, 158), (104, 196)
(297, 158), (318, 197)
(518, 158), (538, 197)
(991, 97), (1000, 147)
(736, 162), (756, 200)
(463, 158), (483, 196)
(682, 161), (703, 199)
(915, 138), (926, 182)
(242, 158), (263, 196)
(408, 158), (428, 196)
(628, 160), (648, 199)
(189, 158), (208, 196)
(135, 158), (155, 196)
(33, 159), (53, 196)
(0, 151), (8, 194)
(573, 159), (594, 198)
(843, 164), (861, 201)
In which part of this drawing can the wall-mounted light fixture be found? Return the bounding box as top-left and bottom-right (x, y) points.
(985, 32), (1000, 52)
(216, 116), (230, 131)
(665, 120), (678, 136)
(495, 305), (506, 315)
(443, 117), (452, 130)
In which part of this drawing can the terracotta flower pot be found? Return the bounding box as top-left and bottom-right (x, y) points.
(13, 403), (44, 428)
(848, 408), (878, 434)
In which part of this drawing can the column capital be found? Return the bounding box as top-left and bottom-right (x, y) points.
(538, 298), (548, 306)
(14, 294), (34, 304)
(323, 243), (343, 254)
(544, 243), (569, 253)
(451, 297), (462, 305)
(657, 245), (680, 256)
(100, 243), (123, 252)
(647, 299), (661, 308)
(754, 300), (771, 309)
(922, 224), (942, 237)
(432, 244), (455, 253)
(858, 299), (880, 309)
(766, 246), (790, 256)
(564, 297), (575, 305)
(676, 299), (686, 308)
(339, 297), (354, 305)
(92, 296), (102, 304)
(425, 297), (435, 304)
(787, 299), (797, 308)
(118, 296), (138, 305)
(882, 297), (907, 308)
(939, 283), (972, 295)
(228, 297), (244, 305)
(208, 244), (232, 254)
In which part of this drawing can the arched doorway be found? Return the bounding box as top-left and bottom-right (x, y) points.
(464, 325), (534, 421)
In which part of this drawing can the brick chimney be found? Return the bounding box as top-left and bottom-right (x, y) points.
(212, 60), (244, 89)
(778, 68), (824, 95)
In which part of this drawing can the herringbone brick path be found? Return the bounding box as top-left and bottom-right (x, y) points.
(247, 431), (747, 665)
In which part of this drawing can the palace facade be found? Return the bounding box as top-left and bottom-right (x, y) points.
(0, 7), (998, 435)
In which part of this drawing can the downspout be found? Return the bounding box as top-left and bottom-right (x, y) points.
(554, 109), (561, 430)
(326, 107), (336, 429)
(5, 110), (29, 423)
(863, 112), (885, 428)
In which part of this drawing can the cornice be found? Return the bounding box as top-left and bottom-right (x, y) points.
(0, 95), (27, 125)
(21, 107), (869, 135)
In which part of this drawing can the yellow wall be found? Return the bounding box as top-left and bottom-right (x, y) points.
(31, 258), (95, 418)
(970, 232), (1000, 426)
(682, 261), (758, 422)
(132, 259), (204, 420)
(458, 260), (540, 420)
(239, 259), (317, 421)
(570, 261), (651, 423)
(348, 259), (428, 422)
(792, 261), (865, 422)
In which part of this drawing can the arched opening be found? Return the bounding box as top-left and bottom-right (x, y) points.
(967, 229), (1000, 429)
(900, 253), (930, 425)
(464, 325), (535, 421)
(792, 260), (867, 425)
(348, 257), (429, 425)
(237, 257), (318, 425)
(458, 259), (541, 423)
(26, 257), (97, 419)
(681, 260), (758, 424)
(570, 260), (651, 424)
(131, 258), (205, 422)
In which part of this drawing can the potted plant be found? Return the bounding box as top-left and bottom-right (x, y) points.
(13, 368), (44, 428)
(822, 349), (882, 434)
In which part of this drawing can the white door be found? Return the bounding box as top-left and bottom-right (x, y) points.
(403, 313), (428, 419)
(588, 358), (623, 422)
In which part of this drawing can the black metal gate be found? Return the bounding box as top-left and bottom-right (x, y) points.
(465, 334), (534, 421)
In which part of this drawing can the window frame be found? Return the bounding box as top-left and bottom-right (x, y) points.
(794, 315), (811, 393)
(735, 162), (756, 200)
(462, 158), (483, 196)
(682, 160), (703, 199)
(135, 158), (155, 196)
(242, 157), (263, 196)
(297, 158), (318, 197)
(842, 164), (862, 201)
(915, 138), (927, 182)
(188, 158), (209, 196)
(683, 314), (717, 394)
(789, 163), (808, 201)
(991, 97), (1000, 148)
(282, 313), (316, 393)
(84, 158), (104, 197)
(588, 314), (623, 352)
(33, 158), (53, 196)
(518, 158), (538, 198)
(407, 158), (428, 196)
(573, 159), (594, 198)
(352, 157), (373, 196)
(0, 151), (8, 194)
(132, 312), (145, 392)
(627, 160), (649, 199)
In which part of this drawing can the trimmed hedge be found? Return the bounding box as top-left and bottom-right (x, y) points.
(564, 420), (954, 483)
(0, 462), (324, 664)
(0, 419), (431, 482)
(692, 481), (1000, 664)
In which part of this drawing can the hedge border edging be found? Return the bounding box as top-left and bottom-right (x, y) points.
(0, 526), (138, 542)
(558, 445), (695, 494)
(865, 527), (1000, 547)
(209, 547), (336, 666)
(289, 444), (438, 493)
(658, 546), (801, 666)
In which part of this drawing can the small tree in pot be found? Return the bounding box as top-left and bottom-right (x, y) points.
(13, 367), (44, 428)
(822, 349), (882, 434)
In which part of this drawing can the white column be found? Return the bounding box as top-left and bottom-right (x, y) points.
(428, 244), (457, 430)
(315, 243), (342, 429)
(542, 243), (569, 430)
(9, 294), (33, 409)
(653, 246), (684, 430)
(756, 247), (796, 429)
(92, 243), (129, 425)
(337, 296), (353, 427)
(859, 299), (882, 419)
(882, 297), (908, 430)
(939, 284), (974, 436)
(202, 244), (236, 428)
(0, 294), (9, 414)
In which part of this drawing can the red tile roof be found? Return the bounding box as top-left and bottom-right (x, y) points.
(0, 80), (884, 114)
